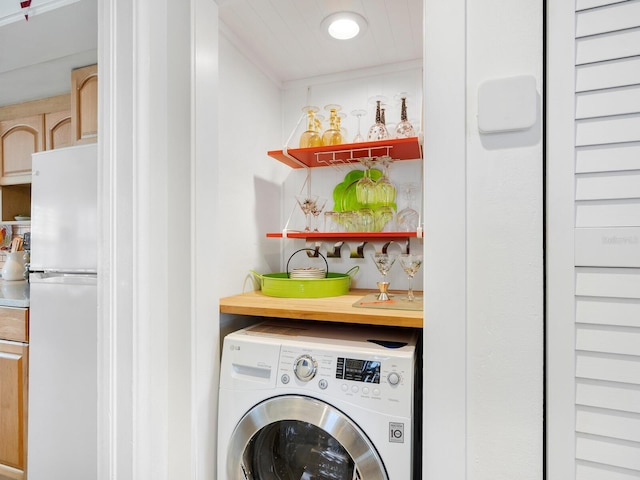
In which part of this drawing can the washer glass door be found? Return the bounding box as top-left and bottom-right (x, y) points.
(228, 395), (388, 480)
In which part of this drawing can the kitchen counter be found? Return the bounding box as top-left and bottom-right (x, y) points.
(219, 289), (423, 328)
(0, 279), (30, 307)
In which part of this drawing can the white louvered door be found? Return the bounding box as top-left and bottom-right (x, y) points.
(547, 1), (640, 479)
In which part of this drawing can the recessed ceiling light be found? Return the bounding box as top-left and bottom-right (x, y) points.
(321, 12), (368, 40)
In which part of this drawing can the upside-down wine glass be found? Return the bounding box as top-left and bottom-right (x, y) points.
(370, 253), (398, 301)
(299, 105), (323, 148)
(351, 109), (367, 143)
(394, 93), (416, 138)
(398, 254), (423, 302)
(396, 183), (420, 232)
(337, 112), (348, 141)
(367, 96), (390, 141)
(322, 104), (343, 145)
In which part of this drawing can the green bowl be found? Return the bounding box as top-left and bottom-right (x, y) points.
(250, 268), (358, 298)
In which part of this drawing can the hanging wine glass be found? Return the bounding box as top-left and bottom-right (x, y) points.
(295, 194), (318, 232)
(370, 253), (398, 301)
(351, 109), (367, 143)
(396, 183), (420, 232)
(394, 93), (416, 138)
(398, 253), (423, 302)
(299, 105), (323, 148)
(367, 96), (390, 141)
(374, 155), (396, 206)
(310, 197), (327, 232)
(355, 157), (376, 206)
(322, 104), (343, 145)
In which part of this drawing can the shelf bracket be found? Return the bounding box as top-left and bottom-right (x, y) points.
(325, 241), (344, 258)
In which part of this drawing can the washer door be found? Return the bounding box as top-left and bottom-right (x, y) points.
(227, 395), (388, 480)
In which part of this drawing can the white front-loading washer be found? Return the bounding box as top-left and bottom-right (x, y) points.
(217, 320), (419, 480)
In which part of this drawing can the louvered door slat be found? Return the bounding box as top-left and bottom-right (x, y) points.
(576, 57), (640, 92)
(576, 143), (640, 173)
(576, 1), (640, 37)
(576, 435), (640, 472)
(577, 380), (640, 414)
(576, 28), (640, 65)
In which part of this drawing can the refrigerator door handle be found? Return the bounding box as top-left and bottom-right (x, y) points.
(30, 271), (97, 285)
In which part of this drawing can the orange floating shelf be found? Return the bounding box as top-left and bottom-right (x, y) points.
(266, 231), (423, 241)
(267, 136), (422, 169)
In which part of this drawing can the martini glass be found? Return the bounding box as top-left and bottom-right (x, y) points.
(370, 253), (398, 301)
(351, 109), (367, 143)
(295, 194), (318, 232)
(398, 254), (423, 302)
(310, 197), (327, 231)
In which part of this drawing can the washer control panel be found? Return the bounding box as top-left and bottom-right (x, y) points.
(278, 345), (413, 415)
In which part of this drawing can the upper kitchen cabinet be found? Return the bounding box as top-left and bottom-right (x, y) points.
(70, 64), (98, 145)
(0, 114), (44, 185)
(0, 94), (72, 185)
(45, 110), (73, 150)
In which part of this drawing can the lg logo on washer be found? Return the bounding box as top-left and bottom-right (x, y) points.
(389, 422), (405, 443)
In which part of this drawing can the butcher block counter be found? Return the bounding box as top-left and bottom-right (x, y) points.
(219, 289), (423, 328)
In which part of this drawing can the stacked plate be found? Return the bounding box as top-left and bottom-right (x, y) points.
(289, 267), (326, 279)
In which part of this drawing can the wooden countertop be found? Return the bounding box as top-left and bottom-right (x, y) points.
(219, 289), (423, 328)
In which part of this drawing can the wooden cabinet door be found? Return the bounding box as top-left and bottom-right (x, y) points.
(0, 114), (44, 185)
(71, 64), (98, 145)
(0, 341), (28, 479)
(44, 110), (72, 150)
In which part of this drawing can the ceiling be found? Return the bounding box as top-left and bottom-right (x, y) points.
(0, 0), (422, 107)
(218, 0), (423, 84)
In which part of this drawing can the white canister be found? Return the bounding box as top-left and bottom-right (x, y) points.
(2, 252), (26, 281)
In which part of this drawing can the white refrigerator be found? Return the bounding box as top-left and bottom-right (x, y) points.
(28, 144), (98, 479)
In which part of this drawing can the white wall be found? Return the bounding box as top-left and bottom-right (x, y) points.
(216, 31), (289, 293)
